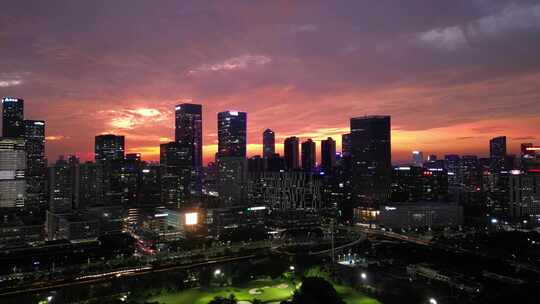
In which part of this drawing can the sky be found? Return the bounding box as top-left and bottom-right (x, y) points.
(1, 0), (540, 164)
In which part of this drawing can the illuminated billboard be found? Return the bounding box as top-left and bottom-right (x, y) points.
(185, 212), (198, 226)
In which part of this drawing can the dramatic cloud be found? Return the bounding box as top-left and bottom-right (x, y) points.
(189, 55), (272, 75)
(1, 0), (539, 163)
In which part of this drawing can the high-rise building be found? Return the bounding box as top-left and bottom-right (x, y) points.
(175, 103), (203, 193)
(0, 138), (26, 209)
(427, 155), (437, 163)
(95, 134), (125, 163)
(412, 150), (424, 167)
(490, 136), (507, 171)
(24, 120), (46, 210)
(160, 141), (194, 206)
(284, 136), (300, 170)
(321, 137), (336, 174)
(217, 111), (247, 206)
(79, 161), (102, 209)
(2, 97), (24, 138)
(48, 156), (74, 213)
(490, 136), (507, 160)
(444, 154), (461, 188)
(217, 111), (247, 158)
(263, 129), (275, 158)
(350, 115), (392, 204)
(217, 156), (247, 206)
(301, 138), (316, 173)
(342, 133), (351, 158)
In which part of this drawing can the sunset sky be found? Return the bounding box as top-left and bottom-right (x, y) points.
(1, 0), (540, 164)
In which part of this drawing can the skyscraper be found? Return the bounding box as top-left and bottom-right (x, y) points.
(284, 136), (300, 170)
(321, 137), (336, 174)
(24, 120), (46, 210)
(490, 136), (507, 171)
(217, 111), (247, 158)
(217, 111), (247, 205)
(350, 115), (391, 204)
(175, 103), (203, 194)
(160, 141), (193, 206)
(342, 133), (351, 158)
(301, 138), (316, 173)
(262, 129), (275, 158)
(2, 97), (24, 138)
(412, 150), (424, 167)
(95, 134), (125, 163)
(490, 136), (507, 160)
(0, 138), (26, 209)
(48, 156), (76, 213)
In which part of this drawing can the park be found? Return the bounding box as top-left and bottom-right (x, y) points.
(151, 276), (381, 304)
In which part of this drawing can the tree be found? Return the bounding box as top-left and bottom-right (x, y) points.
(207, 294), (237, 304)
(291, 277), (345, 304)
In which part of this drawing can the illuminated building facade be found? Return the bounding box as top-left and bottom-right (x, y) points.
(350, 115), (392, 205)
(2, 97), (24, 138)
(0, 138), (26, 209)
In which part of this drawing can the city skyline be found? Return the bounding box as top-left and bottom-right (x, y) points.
(2, 1), (540, 163)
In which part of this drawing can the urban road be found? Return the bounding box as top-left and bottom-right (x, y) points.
(0, 235), (365, 298)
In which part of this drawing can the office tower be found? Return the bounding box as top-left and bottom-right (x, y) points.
(427, 155), (437, 163)
(263, 129), (275, 158)
(79, 161), (101, 209)
(160, 141), (194, 206)
(0, 138), (26, 208)
(350, 115), (391, 204)
(48, 156), (75, 213)
(460, 155), (482, 191)
(139, 163), (161, 206)
(24, 120), (46, 210)
(217, 111), (247, 158)
(2, 97), (24, 138)
(444, 154), (461, 188)
(284, 136), (300, 170)
(489, 136), (507, 170)
(490, 136), (507, 160)
(217, 111), (247, 206)
(301, 138), (316, 173)
(321, 137), (336, 174)
(509, 171), (540, 220)
(342, 133), (351, 158)
(95, 134), (125, 163)
(175, 103), (203, 193)
(217, 156), (247, 206)
(412, 150), (424, 167)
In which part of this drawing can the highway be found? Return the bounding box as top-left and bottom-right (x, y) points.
(0, 254), (259, 297)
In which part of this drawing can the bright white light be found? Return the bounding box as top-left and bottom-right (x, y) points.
(247, 206), (266, 211)
(47, 296), (53, 302)
(360, 272), (367, 280)
(185, 212), (198, 225)
(290, 265), (295, 271)
(229, 111), (239, 116)
(214, 269), (221, 276)
(429, 298), (437, 304)
(491, 218), (498, 224)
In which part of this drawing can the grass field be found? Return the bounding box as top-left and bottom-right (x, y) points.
(151, 278), (381, 304)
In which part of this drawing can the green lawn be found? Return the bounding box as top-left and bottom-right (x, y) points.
(151, 278), (381, 304)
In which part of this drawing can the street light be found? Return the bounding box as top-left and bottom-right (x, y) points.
(289, 265), (295, 271)
(360, 272), (367, 280)
(429, 298), (437, 304)
(47, 296), (53, 303)
(214, 269), (221, 277)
